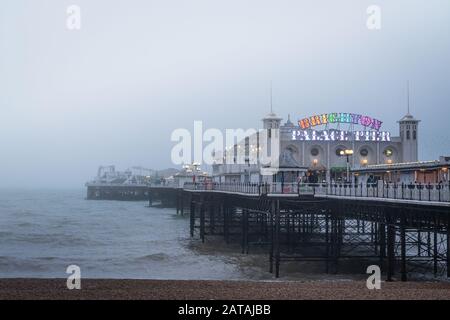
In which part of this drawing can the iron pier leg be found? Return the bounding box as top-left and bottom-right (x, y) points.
(433, 223), (438, 277)
(275, 200), (280, 278)
(241, 209), (248, 254)
(190, 201), (195, 238)
(223, 206), (231, 244)
(269, 201), (274, 274)
(417, 231), (421, 256)
(210, 204), (215, 235)
(325, 211), (330, 274)
(447, 215), (450, 278)
(180, 194), (184, 215)
(427, 232), (432, 256)
(387, 223), (396, 282)
(379, 223), (386, 269)
(200, 203), (205, 243)
(148, 191), (152, 207)
(400, 216), (407, 282)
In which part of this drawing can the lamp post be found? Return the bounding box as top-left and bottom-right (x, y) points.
(340, 149), (354, 183)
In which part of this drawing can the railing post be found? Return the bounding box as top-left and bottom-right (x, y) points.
(419, 183), (422, 201)
(401, 183), (404, 200)
(429, 183), (432, 201)
(448, 181), (450, 202)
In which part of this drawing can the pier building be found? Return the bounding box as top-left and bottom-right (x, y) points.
(212, 111), (421, 184)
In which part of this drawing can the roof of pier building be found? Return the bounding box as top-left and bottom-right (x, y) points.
(352, 158), (449, 173)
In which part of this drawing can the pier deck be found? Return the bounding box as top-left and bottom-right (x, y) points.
(181, 182), (450, 281)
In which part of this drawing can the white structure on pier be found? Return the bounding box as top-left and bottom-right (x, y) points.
(212, 109), (423, 184)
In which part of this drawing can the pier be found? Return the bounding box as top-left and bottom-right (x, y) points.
(181, 182), (450, 281)
(86, 183), (179, 207)
(85, 181), (450, 281)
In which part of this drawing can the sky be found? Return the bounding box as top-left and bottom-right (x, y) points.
(0, 0), (449, 188)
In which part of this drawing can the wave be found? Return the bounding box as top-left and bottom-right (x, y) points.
(9, 233), (102, 247)
(0, 231), (14, 238)
(17, 222), (35, 227)
(135, 253), (171, 262)
(0, 256), (59, 273)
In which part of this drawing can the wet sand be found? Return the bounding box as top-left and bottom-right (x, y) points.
(1, 278), (450, 300)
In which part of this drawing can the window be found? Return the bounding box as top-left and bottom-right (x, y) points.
(360, 148), (369, 157)
(406, 130), (410, 140)
(384, 148), (393, 157)
(413, 130), (417, 140)
(311, 148), (319, 156)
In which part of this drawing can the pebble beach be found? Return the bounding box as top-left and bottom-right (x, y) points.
(1, 279), (450, 300)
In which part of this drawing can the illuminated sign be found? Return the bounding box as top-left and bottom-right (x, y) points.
(292, 130), (391, 142)
(298, 113), (383, 131)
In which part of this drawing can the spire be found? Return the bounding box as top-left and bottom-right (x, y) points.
(285, 113), (294, 126)
(262, 80), (282, 123)
(407, 80), (410, 115)
(270, 80), (273, 114)
(399, 80), (419, 122)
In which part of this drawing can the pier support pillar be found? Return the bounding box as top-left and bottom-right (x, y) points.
(224, 205), (230, 244)
(200, 203), (205, 243)
(433, 223), (438, 276)
(269, 201), (274, 274)
(400, 214), (407, 282)
(447, 214), (450, 278)
(379, 223), (386, 268)
(148, 190), (153, 207)
(387, 223), (396, 281)
(241, 209), (248, 254)
(180, 193), (184, 215)
(274, 200), (280, 278)
(325, 210), (330, 274)
(190, 200), (195, 238)
(209, 204), (215, 235)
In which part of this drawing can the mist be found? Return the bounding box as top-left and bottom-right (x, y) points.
(1, 0), (449, 188)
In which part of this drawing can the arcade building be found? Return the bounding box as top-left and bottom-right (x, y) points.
(211, 110), (442, 184)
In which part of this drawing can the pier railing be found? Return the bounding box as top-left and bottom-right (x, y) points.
(183, 182), (314, 196)
(183, 181), (450, 203)
(316, 182), (450, 203)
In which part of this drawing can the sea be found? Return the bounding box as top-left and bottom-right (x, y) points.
(0, 188), (281, 280)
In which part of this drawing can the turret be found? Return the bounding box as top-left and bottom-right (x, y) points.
(398, 113), (420, 162)
(262, 112), (282, 129)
